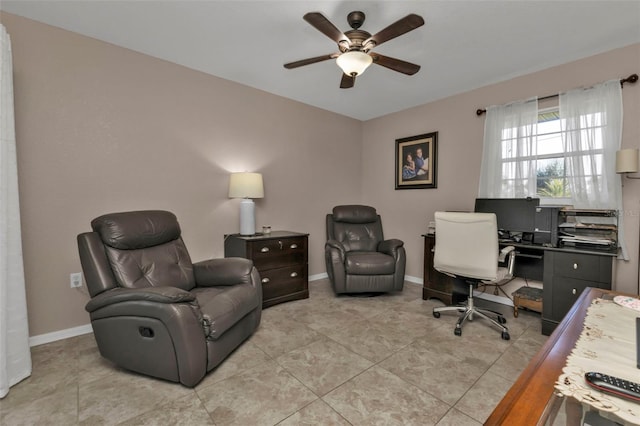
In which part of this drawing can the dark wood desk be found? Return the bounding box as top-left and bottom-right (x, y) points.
(422, 234), (616, 335)
(485, 287), (627, 425)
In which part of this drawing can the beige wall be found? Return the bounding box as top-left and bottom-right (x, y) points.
(3, 11), (639, 338)
(362, 43), (640, 295)
(1, 13), (363, 336)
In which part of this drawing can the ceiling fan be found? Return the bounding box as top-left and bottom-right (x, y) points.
(284, 11), (425, 89)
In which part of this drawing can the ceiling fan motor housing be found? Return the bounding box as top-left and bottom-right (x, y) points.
(347, 11), (366, 29)
(343, 29), (372, 52)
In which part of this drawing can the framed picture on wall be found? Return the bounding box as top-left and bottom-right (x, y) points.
(395, 132), (438, 189)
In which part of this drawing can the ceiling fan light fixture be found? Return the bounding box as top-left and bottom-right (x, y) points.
(336, 51), (373, 76)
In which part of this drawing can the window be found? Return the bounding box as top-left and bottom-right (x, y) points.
(481, 80), (627, 259)
(499, 107), (605, 204)
(535, 109), (570, 201)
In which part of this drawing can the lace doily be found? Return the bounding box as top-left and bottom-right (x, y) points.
(555, 298), (640, 425)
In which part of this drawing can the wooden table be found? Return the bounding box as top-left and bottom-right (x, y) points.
(485, 287), (629, 425)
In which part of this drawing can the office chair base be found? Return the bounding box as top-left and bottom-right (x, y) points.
(433, 284), (510, 340)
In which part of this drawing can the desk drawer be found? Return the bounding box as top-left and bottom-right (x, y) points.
(550, 278), (595, 320)
(552, 252), (601, 281)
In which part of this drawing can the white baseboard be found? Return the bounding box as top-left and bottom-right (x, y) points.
(28, 277), (333, 347)
(404, 275), (422, 285)
(309, 272), (328, 281)
(28, 274), (425, 347)
(29, 323), (93, 347)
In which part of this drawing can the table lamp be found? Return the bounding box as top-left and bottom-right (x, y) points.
(228, 172), (264, 235)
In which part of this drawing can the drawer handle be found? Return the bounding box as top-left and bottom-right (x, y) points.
(290, 272), (298, 278)
(573, 263), (578, 270)
(261, 277), (270, 284)
(260, 247), (270, 253)
(572, 288), (577, 295)
(290, 243), (298, 249)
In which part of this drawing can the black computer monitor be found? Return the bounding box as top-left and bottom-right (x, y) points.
(474, 198), (540, 235)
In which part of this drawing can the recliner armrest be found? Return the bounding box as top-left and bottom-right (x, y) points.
(378, 239), (404, 257)
(85, 286), (195, 313)
(325, 239), (346, 261)
(193, 257), (254, 287)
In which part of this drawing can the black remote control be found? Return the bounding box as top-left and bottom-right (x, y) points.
(585, 372), (640, 403)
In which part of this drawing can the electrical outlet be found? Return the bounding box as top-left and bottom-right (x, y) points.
(70, 272), (82, 288)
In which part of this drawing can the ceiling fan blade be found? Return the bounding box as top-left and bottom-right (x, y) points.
(303, 12), (349, 44)
(284, 54), (338, 69)
(340, 73), (355, 89)
(364, 14), (424, 48)
(371, 53), (421, 75)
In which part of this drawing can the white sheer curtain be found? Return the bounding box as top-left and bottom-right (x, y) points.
(0, 24), (31, 399)
(479, 97), (539, 197)
(560, 80), (628, 260)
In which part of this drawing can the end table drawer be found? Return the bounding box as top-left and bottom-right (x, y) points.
(261, 265), (307, 300)
(251, 237), (307, 270)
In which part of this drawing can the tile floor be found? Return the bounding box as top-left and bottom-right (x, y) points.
(0, 280), (547, 425)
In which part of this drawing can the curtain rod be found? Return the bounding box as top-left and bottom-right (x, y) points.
(475, 73), (639, 116)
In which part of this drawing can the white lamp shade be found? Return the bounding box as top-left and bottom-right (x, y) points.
(228, 172), (264, 199)
(336, 51), (373, 76)
(616, 148), (639, 173)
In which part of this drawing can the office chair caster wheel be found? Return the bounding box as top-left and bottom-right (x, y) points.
(501, 331), (510, 340)
(433, 311), (440, 318)
(454, 327), (462, 336)
(497, 315), (507, 325)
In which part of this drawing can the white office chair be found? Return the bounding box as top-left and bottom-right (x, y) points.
(432, 212), (516, 340)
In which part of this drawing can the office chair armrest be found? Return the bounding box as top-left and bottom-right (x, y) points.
(499, 246), (517, 276)
(498, 246), (515, 262)
(378, 239), (404, 257)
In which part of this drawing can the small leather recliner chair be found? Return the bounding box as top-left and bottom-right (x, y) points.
(325, 205), (406, 294)
(77, 210), (262, 387)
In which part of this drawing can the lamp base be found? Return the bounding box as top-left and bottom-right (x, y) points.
(239, 198), (256, 236)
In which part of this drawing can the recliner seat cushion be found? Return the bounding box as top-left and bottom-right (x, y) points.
(345, 251), (396, 275)
(192, 284), (260, 340)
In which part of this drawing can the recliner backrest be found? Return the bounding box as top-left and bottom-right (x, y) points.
(434, 211), (499, 281)
(326, 205), (384, 252)
(91, 210), (196, 291)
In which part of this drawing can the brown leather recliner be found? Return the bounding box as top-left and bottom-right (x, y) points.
(77, 210), (262, 387)
(325, 205), (406, 294)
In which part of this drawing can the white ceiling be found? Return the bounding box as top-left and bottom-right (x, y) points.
(2, 1), (639, 121)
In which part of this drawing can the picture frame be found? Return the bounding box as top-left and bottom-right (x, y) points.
(395, 132), (438, 189)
